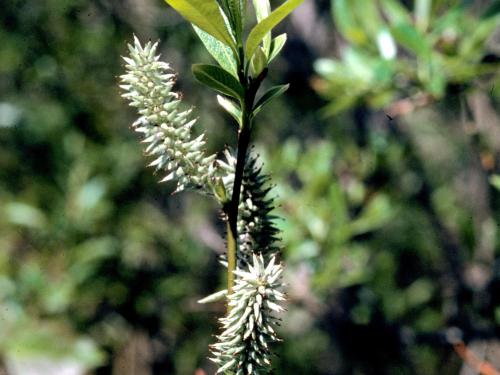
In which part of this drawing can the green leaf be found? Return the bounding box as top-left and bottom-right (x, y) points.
(217, 95), (242, 125)
(165, 0), (236, 49)
(4, 202), (47, 229)
(416, 53), (446, 98)
(212, 175), (229, 203)
(193, 25), (238, 76)
(349, 194), (393, 235)
(380, 0), (412, 25)
(217, 0), (232, 16)
(229, 0), (244, 42)
(268, 33), (287, 62)
(192, 64), (244, 100)
(252, 0), (272, 55)
(351, 0), (383, 39)
(250, 46), (268, 77)
(390, 23), (431, 59)
(253, 0), (271, 22)
(490, 175), (500, 191)
(333, 0), (367, 45)
(252, 84), (289, 116)
(458, 16), (500, 59)
(216, 0), (244, 44)
(245, 0), (304, 59)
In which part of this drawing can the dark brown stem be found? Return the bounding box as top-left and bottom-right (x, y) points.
(224, 70), (266, 301)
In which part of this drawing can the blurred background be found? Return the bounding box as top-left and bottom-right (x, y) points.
(1, 0), (500, 374)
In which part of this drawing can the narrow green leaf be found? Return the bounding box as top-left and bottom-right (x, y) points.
(380, 0), (412, 25)
(252, 84), (289, 116)
(217, 0), (243, 44)
(268, 33), (287, 62)
(193, 25), (238, 76)
(245, 0), (304, 59)
(217, 95), (242, 125)
(390, 23), (431, 59)
(192, 64), (244, 100)
(333, 0), (367, 45)
(458, 16), (500, 59)
(420, 54), (446, 97)
(250, 46), (268, 77)
(351, 0), (383, 39)
(253, 0), (271, 22)
(229, 0), (244, 42)
(216, 0), (231, 16)
(252, 0), (272, 55)
(165, 0), (236, 49)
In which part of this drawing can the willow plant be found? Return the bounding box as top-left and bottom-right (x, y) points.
(119, 0), (303, 373)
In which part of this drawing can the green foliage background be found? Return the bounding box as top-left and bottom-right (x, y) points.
(1, 0), (500, 374)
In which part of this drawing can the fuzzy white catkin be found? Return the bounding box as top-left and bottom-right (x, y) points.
(210, 254), (285, 374)
(120, 36), (217, 193)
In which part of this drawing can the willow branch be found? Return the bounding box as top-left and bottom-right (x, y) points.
(224, 68), (265, 301)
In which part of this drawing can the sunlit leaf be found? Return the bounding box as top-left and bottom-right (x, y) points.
(165, 0), (236, 49)
(193, 25), (238, 76)
(250, 46), (268, 77)
(217, 95), (242, 125)
(268, 33), (287, 62)
(245, 0), (304, 59)
(490, 174), (500, 191)
(252, 0), (272, 55)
